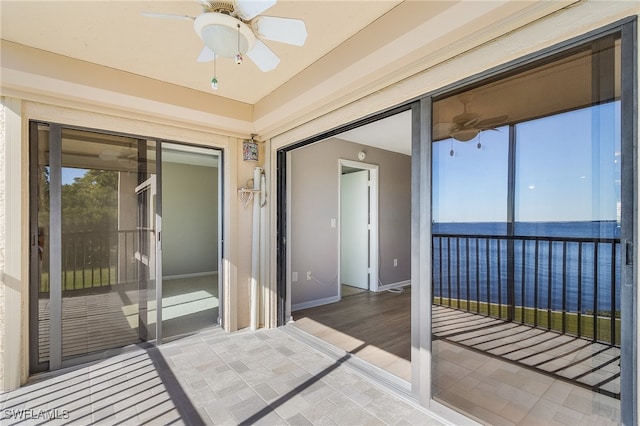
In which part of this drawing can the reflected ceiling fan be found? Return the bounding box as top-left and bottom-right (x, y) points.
(142, 0), (307, 75)
(436, 92), (508, 142)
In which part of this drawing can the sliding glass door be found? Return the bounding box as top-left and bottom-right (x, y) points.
(30, 123), (224, 372)
(430, 32), (625, 424)
(30, 123), (157, 371)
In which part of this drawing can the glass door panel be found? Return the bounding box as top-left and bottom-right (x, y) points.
(160, 143), (221, 339)
(59, 129), (156, 361)
(33, 124), (51, 369)
(31, 125), (157, 370)
(134, 142), (158, 343)
(430, 34), (622, 424)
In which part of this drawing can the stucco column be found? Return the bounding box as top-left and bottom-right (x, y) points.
(0, 97), (26, 391)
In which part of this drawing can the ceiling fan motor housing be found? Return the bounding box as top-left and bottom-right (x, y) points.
(194, 13), (256, 58)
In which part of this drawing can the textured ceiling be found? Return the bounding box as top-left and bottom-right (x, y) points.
(0, 0), (401, 104)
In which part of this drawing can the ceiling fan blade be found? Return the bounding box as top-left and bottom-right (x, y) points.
(476, 115), (508, 128)
(234, 0), (276, 21)
(197, 46), (216, 62)
(141, 12), (194, 21)
(253, 16), (307, 46)
(195, 0), (212, 7)
(247, 39), (280, 72)
(434, 122), (455, 133)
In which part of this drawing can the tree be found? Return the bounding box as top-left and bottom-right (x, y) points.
(62, 169), (118, 232)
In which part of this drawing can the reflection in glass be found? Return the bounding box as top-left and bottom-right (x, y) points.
(36, 125), (50, 365)
(36, 127), (157, 364)
(514, 103), (621, 344)
(60, 130), (156, 360)
(432, 127), (509, 234)
(431, 35), (621, 424)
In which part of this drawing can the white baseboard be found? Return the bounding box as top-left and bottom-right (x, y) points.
(376, 280), (410, 292)
(163, 271), (218, 280)
(292, 295), (340, 312)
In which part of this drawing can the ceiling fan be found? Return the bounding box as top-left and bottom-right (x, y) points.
(142, 0), (307, 73)
(436, 92), (508, 142)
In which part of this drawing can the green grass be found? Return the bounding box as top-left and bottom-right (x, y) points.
(434, 297), (621, 345)
(40, 267), (117, 292)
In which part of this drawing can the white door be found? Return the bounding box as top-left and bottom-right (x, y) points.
(340, 170), (369, 289)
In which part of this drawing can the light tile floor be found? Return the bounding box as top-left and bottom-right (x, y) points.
(1, 327), (445, 426)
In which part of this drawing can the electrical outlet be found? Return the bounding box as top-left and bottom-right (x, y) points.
(393, 258), (398, 267)
(330, 218), (336, 228)
(307, 271), (312, 280)
(292, 272), (298, 282)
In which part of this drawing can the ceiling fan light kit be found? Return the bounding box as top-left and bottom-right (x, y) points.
(451, 128), (480, 142)
(143, 0), (307, 90)
(195, 13), (255, 58)
(435, 92), (509, 142)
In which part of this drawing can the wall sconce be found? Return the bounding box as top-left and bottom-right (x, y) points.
(243, 135), (259, 162)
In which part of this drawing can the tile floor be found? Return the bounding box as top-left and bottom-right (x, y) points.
(1, 327), (445, 426)
(433, 305), (620, 397)
(433, 339), (620, 425)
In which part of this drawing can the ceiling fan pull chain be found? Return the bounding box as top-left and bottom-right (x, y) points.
(211, 53), (219, 90)
(235, 23), (243, 64)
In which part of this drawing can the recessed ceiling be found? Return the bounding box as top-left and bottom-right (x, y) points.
(0, 0), (401, 104)
(337, 110), (412, 156)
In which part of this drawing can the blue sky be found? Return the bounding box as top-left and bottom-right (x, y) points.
(432, 102), (621, 223)
(62, 168), (87, 185)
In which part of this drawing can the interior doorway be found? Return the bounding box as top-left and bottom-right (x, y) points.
(281, 110), (412, 381)
(339, 160), (379, 295)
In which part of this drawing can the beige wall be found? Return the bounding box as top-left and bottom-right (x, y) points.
(290, 138), (411, 308)
(0, 97), (27, 390)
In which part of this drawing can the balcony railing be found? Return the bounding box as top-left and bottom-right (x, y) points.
(432, 233), (621, 346)
(40, 229), (141, 293)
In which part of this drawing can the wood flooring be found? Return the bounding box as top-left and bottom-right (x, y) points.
(293, 287), (411, 380)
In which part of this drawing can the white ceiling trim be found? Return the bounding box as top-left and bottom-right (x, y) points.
(2, 67), (255, 137)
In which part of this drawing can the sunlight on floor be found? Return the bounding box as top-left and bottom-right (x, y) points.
(294, 317), (411, 381)
(122, 291), (219, 328)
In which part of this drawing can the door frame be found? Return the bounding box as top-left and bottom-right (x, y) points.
(28, 122), (226, 373)
(156, 142), (224, 343)
(338, 159), (379, 294)
(275, 16), (637, 425)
